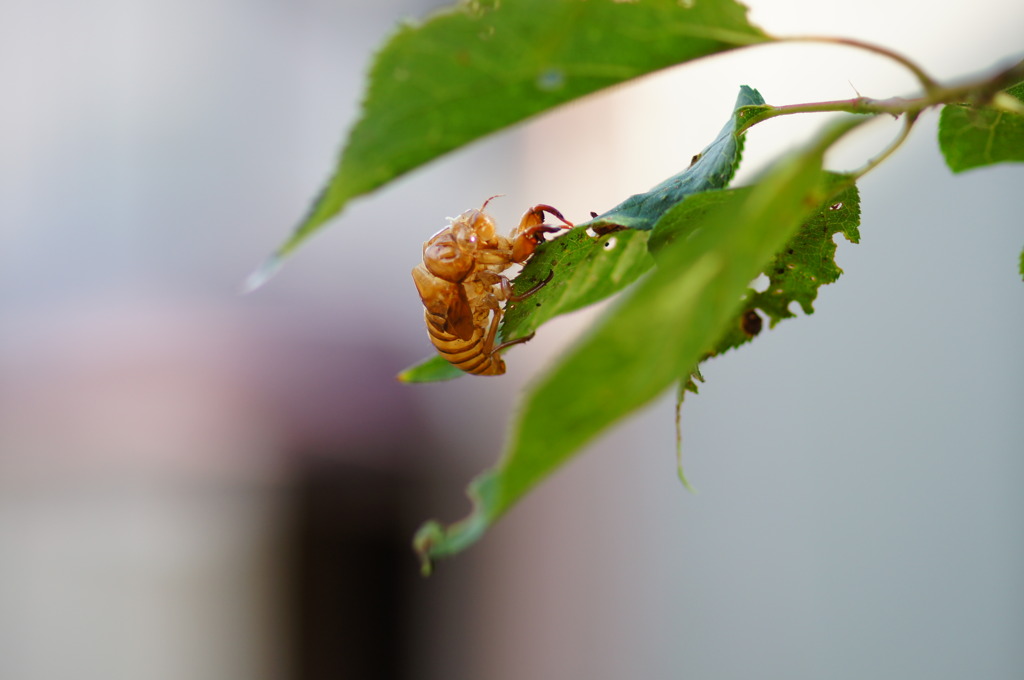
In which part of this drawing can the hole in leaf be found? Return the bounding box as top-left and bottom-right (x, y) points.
(829, 202), (843, 211)
(751, 273), (770, 292)
(603, 236), (618, 250)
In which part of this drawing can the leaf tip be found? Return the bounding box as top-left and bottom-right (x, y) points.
(677, 467), (697, 493)
(411, 472), (498, 569)
(675, 373), (701, 494)
(396, 355), (466, 383)
(413, 520), (444, 576)
(241, 254), (284, 294)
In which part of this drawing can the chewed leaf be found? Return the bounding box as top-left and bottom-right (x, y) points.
(939, 81), (1024, 173)
(651, 176), (860, 358)
(270, 0), (770, 263)
(745, 180), (860, 322)
(709, 178), (860, 356)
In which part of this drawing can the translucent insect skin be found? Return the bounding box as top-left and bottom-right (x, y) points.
(412, 199), (572, 375)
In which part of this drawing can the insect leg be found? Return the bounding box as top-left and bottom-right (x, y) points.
(484, 286), (534, 356)
(511, 205), (573, 262)
(492, 331), (536, 354)
(475, 270), (553, 302)
(477, 292), (535, 356)
(508, 270), (553, 302)
(479, 296), (503, 358)
(521, 204), (574, 230)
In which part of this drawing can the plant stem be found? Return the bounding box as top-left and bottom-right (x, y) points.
(850, 111), (918, 181)
(736, 57), (1024, 137)
(730, 56), (1022, 189)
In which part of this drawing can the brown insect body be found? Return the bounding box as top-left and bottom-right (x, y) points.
(412, 199), (572, 375)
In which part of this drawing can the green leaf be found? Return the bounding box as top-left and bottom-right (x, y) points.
(501, 228), (654, 338)
(745, 180), (860, 321)
(938, 81), (1024, 173)
(503, 86), (767, 342)
(664, 181), (860, 493)
(399, 85), (764, 382)
(397, 355), (465, 383)
(272, 0), (769, 262)
(414, 116), (867, 572)
(695, 177), (861, 357)
(582, 85), (767, 232)
(674, 370), (703, 492)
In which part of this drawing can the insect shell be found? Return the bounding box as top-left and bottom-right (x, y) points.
(411, 198), (572, 375)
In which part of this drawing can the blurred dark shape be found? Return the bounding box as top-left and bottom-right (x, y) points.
(288, 457), (420, 680)
(250, 313), (436, 680)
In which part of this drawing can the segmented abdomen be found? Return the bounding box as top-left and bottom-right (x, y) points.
(424, 310), (505, 376)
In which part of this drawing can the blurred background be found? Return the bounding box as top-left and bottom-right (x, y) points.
(2, 0), (1022, 678)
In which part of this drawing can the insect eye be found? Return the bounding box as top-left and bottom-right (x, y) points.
(451, 224), (478, 246)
